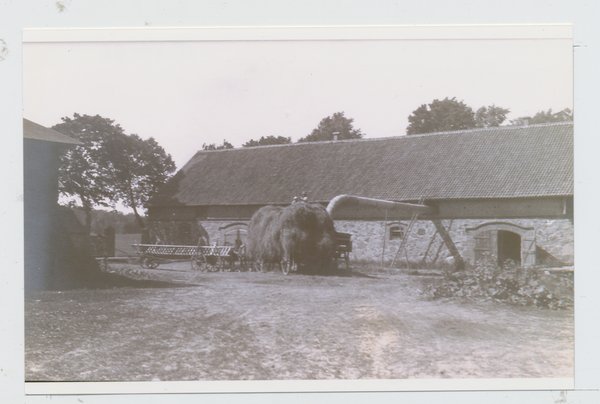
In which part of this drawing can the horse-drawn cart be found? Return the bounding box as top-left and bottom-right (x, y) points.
(131, 244), (247, 272)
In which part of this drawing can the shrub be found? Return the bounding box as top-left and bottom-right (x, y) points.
(424, 255), (573, 310)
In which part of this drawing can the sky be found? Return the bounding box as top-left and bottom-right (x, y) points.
(23, 37), (573, 171)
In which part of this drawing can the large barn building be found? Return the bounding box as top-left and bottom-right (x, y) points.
(148, 122), (574, 268)
(24, 118), (86, 290)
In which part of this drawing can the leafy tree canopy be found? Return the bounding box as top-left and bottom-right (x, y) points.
(510, 108), (573, 126)
(202, 140), (234, 150)
(407, 97), (510, 135)
(111, 133), (176, 229)
(242, 135), (292, 147)
(53, 113), (176, 231)
(474, 105), (511, 128)
(298, 112), (365, 142)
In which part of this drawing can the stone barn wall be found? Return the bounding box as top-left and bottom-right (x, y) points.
(332, 218), (573, 266)
(149, 217), (573, 267)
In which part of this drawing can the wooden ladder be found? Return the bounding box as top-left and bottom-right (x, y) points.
(390, 196), (425, 269)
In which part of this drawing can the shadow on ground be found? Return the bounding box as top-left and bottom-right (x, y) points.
(100, 272), (201, 289)
(295, 267), (380, 279)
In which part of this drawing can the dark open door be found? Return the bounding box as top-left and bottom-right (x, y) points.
(497, 230), (521, 265)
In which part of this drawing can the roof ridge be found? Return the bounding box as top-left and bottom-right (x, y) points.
(393, 120), (574, 139)
(195, 120), (573, 153)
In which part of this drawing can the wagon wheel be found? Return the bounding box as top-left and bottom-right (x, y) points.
(191, 254), (216, 272)
(190, 254), (207, 271)
(142, 257), (160, 269)
(204, 255), (220, 272)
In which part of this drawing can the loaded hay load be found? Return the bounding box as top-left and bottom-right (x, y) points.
(246, 205), (284, 272)
(246, 202), (337, 275)
(278, 202), (336, 275)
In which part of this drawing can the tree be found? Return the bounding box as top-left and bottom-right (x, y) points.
(407, 98), (513, 135)
(475, 104), (511, 128)
(111, 134), (176, 230)
(406, 97), (476, 135)
(53, 114), (176, 232)
(53, 114), (126, 231)
(510, 108), (573, 126)
(202, 140), (234, 150)
(242, 135), (292, 147)
(298, 112), (364, 142)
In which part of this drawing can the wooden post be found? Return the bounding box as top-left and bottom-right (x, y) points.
(431, 219), (465, 270)
(381, 210), (387, 268)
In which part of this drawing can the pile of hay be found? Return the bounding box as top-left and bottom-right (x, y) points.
(247, 203), (336, 274)
(279, 203), (336, 273)
(246, 206), (284, 271)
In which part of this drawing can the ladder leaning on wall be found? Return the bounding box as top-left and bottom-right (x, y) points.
(390, 196), (425, 269)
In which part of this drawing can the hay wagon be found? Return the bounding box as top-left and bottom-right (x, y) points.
(250, 232), (353, 275)
(131, 244), (247, 272)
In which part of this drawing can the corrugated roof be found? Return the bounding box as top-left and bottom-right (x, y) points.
(23, 118), (83, 145)
(152, 122), (573, 207)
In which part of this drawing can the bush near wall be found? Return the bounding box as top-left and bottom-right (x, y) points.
(422, 256), (573, 310)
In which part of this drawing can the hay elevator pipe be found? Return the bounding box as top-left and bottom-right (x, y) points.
(326, 194), (434, 219)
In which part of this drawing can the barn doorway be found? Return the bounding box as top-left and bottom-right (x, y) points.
(497, 230), (521, 266)
(466, 222), (535, 267)
(220, 223), (248, 249)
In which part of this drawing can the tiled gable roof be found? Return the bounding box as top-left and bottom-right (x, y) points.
(152, 122), (573, 207)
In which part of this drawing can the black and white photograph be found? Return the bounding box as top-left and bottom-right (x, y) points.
(19, 25), (578, 392)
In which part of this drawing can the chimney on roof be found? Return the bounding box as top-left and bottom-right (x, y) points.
(333, 132), (339, 141)
(523, 118), (529, 126)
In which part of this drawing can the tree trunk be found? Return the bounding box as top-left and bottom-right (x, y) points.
(82, 201), (93, 235)
(126, 181), (146, 231)
(131, 203), (146, 231)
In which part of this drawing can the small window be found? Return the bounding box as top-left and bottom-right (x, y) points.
(389, 225), (404, 240)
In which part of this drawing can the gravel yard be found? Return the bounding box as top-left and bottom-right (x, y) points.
(25, 262), (573, 381)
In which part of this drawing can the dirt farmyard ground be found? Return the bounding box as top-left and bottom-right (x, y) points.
(25, 261), (573, 381)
